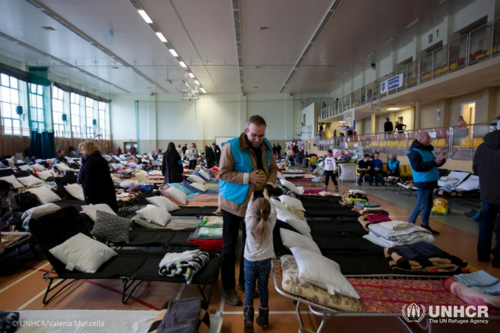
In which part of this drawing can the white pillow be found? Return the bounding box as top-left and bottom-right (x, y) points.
(279, 178), (300, 195)
(456, 175), (480, 191)
(82, 204), (117, 222)
(146, 196), (180, 212)
(271, 198), (287, 211)
(49, 233), (117, 273)
(120, 180), (138, 188)
(135, 170), (148, 182)
(27, 187), (62, 204)
(55, 163), (71, 171)
(348, 189), (366, 194)
(136, 204), (172, 227)
(276, 207), (311, 238)
(198, 170), (211, 181)
(166, 187), (189, 204)
(18, 164), (33, 171)
(280, 228), (321, 255)
(31, 164), (46, 171)
(279, 195), (305, 211)
(17, 175), (44, 187)
(0, 175), (24, 189)
(21, 203), (62, 229)
(290, 247), (360, 299)
(37, 170), (55, 180)
(64, 184), (85, 201)
(190, 183), (208, 192)
(188, 175), (206, 185)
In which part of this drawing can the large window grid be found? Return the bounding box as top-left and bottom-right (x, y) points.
(0, 73), (20, 136)
(70, 93), (81, 138)
(85, 97), (94, 138)
(29, 84), (45, 132)
(52, 86), (65, 136)
(98, 101), (107, 138)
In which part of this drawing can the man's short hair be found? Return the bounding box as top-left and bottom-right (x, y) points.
(327, 149), (333, 153)
(364, 154), (370, 158)
(375, 151), (380, 154)
(246, 115), (267, 128)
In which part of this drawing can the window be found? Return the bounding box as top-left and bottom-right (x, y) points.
(85, 97), (95, 138)
(98, 101), (107, 138)
(29, 83), (45, 132)
(52, 86), (65, 136)
(70, 93), (81, 138)
(0, 73), (20, 136)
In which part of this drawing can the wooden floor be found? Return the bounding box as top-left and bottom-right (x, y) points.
(1, 177), (499, 332)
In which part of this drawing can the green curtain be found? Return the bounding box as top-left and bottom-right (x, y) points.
(29, 67), (53, 132)
(30, 131), (56, 159)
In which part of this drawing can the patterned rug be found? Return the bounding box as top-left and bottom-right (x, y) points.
(349, 278), (466, 313)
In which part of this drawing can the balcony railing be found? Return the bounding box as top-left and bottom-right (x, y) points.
(320, 16), (500, 120)
(315, 122), (496, 161)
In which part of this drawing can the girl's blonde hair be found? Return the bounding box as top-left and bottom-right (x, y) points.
(78, 141), (101, 155)
(250, 197), (271, 250)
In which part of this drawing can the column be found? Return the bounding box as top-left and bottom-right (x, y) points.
(371, 112), (377, 133)
(414, 100), (422, 130)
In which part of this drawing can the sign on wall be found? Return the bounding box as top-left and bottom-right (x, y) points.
(380, 74), (404, 94)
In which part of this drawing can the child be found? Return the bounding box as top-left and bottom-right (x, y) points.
(243, 189), (276, 332)
(323, 149), (339, 192)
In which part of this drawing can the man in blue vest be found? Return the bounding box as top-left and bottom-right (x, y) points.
(407, 131), (446, 235)
(219, 115), (278, 306)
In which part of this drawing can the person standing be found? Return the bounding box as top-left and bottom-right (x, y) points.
(276, 143), (282, 159)
(162, 142), (183, 184)
(188, 143), (198, 170)
(219, 115), (277, 306)
(176, 144), (183, 155)
(182, 144), (188, 160)
(407, 132), (445, 235)
(205, 145), (216, 168)
(130, 144), (137, 155)
(323, 149), (338, 192)
(384, 117), (393, 137)
(272, 144), (277, 159)
(116, 146), (122, 155)
(473, 121), (500, 267)
(394, 121), (407, 133)
(213, 143), (221, 167)
(78, 141), (118, 212)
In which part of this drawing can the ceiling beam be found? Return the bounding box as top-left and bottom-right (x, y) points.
(232, 0), (244, 94)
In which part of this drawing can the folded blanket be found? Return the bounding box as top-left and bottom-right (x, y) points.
(198, 227), (222, 238)
(200, 216), (223, 227)
(159, 250), (200, 268)
(158, 298), (201, 333)
(366, 213), (392, 223)
(369, 224), (431, 241)
(454, 271), (500, 295)
(444, 277), (500, 314)
(364, 232), (434, 247)
(159, 251), (210, 284)
(378, 221), (414, 231)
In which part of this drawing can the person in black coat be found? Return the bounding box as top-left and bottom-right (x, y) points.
(204, 145), (216, 168)
(162, 142), (184, 184)
(77, 141), (118, 212)
(213, 143), (221, 167)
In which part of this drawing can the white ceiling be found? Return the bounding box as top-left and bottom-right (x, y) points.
(0, 0), (478, 95)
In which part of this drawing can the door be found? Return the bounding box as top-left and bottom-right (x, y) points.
(124, 141), (137, 153)
(461, 102), (475, 125)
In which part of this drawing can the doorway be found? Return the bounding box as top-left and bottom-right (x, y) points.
(397, 116), (404, 124)
(124, 141), (137, 153)
(461, 102), (476, 125)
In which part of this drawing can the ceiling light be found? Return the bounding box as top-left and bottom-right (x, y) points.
(200, 87), (206, 93)
(41, 26), (56, 31)
(179, 61), (187, 68)
(138, 10), (153, 24)
(387, 107), (400, 110)
(384, 37), (394, 45)
(156, 32), (167, 42)
(188, 72), (195, 78)
(169, 49), (178, 57)
(406, 18), (420, 29)
(194, 80), (200, 85)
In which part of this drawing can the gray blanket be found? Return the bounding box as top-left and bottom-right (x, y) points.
(158, 298), (201, 333)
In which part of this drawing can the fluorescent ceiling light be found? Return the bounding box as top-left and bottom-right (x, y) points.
(384, 37), (394, 45)
(387, 107), (400, 110)
(156, 32), (167, 42)
(194, 80), (200, 85)
(200, 87), (207, 93)
(367, 51), (375, 58)
(406, 18), (420, 29)
(169, 49), (178, 57)
(188, 72), (195, 78)
(179, 61), (187, 68)
(138, 10), (153, 24)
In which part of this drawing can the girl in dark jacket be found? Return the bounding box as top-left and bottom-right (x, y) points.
(162, 142), (184, 184)
(78, 141), (118, 212)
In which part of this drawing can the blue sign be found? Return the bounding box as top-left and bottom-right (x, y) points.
(380, 73), (403, 94)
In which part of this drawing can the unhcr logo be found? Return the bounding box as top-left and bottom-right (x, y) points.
(402, 303), (426, 323)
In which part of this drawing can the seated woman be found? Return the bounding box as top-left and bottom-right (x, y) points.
(387, 154), (401, 177)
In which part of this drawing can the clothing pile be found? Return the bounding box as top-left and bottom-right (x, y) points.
(383, 242), (468, 273)
(353, 201), (383, 214)
(340, 190), (368, 207)
(358, 213), (392, 231)
(158, 250), (210, 284)
(364, 221), (435, 247)
(454, 271), (500, 295)
(188, 216), (223, 252)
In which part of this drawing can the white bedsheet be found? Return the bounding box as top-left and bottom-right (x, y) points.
(15, 310), (157, 333)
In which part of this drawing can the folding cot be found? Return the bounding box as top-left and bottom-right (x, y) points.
(0, 232), (38, 259)
(29, 206), (220, 305)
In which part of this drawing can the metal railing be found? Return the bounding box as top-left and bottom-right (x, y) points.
(315, 122), (496, 161)
(320, 16), (500, 120)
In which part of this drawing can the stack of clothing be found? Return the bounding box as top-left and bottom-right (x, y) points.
(340, 190), (368, 207)
(353, 201), (383, 215)
(358, 213), (392, 231)
(365, 222), (435, 247)
(188, 216), (223, 251)
(443, 271), (500, 314)
(159, 250), (210, 284)
(383, 242), (468, 273)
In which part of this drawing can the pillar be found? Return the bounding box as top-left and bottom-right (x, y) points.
(441, 98), (451, 128)
(482, 87), (497, 123)
(414, 100), (421, 130)
(371, 112), (377, 133)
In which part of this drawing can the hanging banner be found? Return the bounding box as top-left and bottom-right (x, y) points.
(380, 73), (404, 94)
